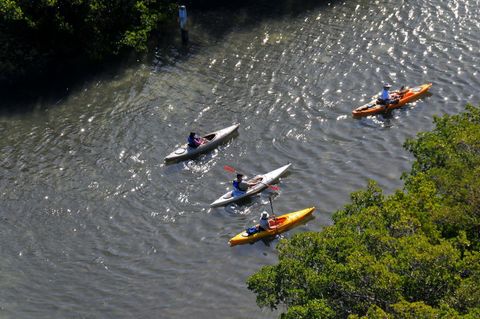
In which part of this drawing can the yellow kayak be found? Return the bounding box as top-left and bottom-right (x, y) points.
(228, 207), (315, 246)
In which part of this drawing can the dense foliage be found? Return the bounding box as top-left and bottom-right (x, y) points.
(248, 105), (480, 318)
(0, 0), (176, 84)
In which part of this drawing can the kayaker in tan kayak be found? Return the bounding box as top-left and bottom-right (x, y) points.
(187, 132), (207, 148)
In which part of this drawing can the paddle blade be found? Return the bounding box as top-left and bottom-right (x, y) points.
(223, 165), (236, 173)
(269, 185), (280, 191)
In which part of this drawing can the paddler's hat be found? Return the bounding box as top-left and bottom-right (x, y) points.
(261, 211), (269, 219)
(383, 83), (392, 89)
(236, 173), (243, 178)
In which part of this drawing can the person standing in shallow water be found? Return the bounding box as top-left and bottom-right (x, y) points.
(179, 5), (188, 43)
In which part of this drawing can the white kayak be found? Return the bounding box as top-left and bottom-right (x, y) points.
(165, 124), (240, 163)
(210, 163), (292, 207)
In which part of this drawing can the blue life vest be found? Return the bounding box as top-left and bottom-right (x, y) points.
(233, 180), (241, 191)
(232, 180), (247, 197)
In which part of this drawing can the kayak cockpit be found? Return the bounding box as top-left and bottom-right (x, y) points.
(203, 133), (216, 141)
(268, 217), (287, 228)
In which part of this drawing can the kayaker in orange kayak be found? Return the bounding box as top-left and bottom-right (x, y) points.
(378, 83), (400, 111)
(352, 83), (432, 118)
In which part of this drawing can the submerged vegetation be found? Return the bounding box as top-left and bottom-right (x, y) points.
(248, 105), (480, 318)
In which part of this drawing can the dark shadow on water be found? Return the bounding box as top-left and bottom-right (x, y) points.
(0, 24), (186, 116)
(223, 196), (258, 212)
(0, 51), (146, 116)
(154, 0), (339, 73)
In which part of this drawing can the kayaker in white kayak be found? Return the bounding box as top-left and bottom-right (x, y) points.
(232, 174), (261, 197)
(188, 132), (206, 148)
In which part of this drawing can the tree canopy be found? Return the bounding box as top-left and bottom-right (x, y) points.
(248, 105), (480, 318)
(0, 0), (176, 84)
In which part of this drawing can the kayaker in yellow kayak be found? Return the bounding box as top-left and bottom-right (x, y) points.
(258, 211), (271, 231)
(245, 211), (272, 235)
(228, 207), (316, 246)
(232, 174), (261, 197)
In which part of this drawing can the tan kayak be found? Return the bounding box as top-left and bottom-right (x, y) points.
(165, 124), (239, 163)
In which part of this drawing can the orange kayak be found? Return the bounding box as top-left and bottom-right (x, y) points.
(228, 207), (315, 246)
(352, 83), (432, 118)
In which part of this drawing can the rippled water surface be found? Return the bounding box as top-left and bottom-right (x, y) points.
(1, 0), (479, 317)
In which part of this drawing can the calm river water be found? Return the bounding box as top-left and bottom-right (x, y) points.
(1, 0), (479, 317)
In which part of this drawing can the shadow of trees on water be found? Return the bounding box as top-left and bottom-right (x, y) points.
(0, 0), (336, 115)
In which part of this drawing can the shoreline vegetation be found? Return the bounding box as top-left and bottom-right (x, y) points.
(0, 1), (178, 90)
(0, 0), (326, 97)
(248, 105), (480, 318)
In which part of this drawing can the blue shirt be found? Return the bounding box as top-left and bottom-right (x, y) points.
(381, 88), (390, 100)
(179, 7), (187, 29)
